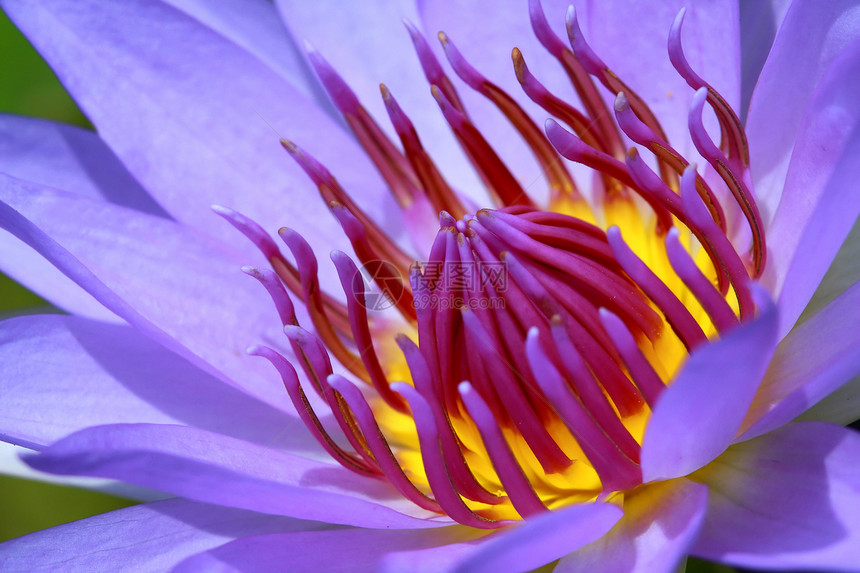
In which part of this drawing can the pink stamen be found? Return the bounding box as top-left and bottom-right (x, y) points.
(213, 205), (353, 334)
(598, 309), (665, 406)
(328, 203), (416, 321)
(459, 382), (548, 518)
(669, 9), (749, 166)
(565, 5), (671, 164)
(281, 139), (415, 275)
(282, 325), (379, 470)
(392, 382), (501, 528)
(664, 228), (739, 333)
(396, 335), (502, 505)
(688, 89), (766, 276)
(678, 166), (756, 319)
(607, 226), (708, 350)
(548, 317), (641, 461)
(512, 48), (605, 153)
(241, 266), (297, 327)
(331, 251), (408, 411)
(404, 19), (467, 113)
(474, 211), (661, 335)
(492, 209), (616, 268)
(440, 33), (580, 202)
(306, 48), (419, 205)
(212, 205), (280, 260)
(529, 0), (625, 157)
(614, 93), (726, 233)
(544, 118), (637, 199)
(431, 86), (533, 208)
(525, 329), (642, 492)
(328, 375), (441, 511)
(461, 308), (571, 474)
(248, 345), (378, 476)
(501, 251), (645, 417)
(283, 324), (333, 394)
(381, 85), (467, 218)
(279, 228), (368, 380)
(623, 148), (731, 294)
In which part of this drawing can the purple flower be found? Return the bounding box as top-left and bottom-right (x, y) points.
(2, 0), (860, 571)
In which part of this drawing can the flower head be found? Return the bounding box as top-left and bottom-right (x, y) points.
(2, 1), (860, 571)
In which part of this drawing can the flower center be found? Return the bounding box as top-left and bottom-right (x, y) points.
(217, 2), (765, 528)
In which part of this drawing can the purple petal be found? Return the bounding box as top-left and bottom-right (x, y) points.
(23, 423), (450, 529)
(174, 526), (486, 572)
(1, 0), (400, 261)
(798, 374), (860, 426)
(738, 0), (792, 120)
(763, 38), (860, 336)
(692, 422), (860, 570)
(741, 280), (860, 440)
(450, 502), (623, 573)
(578, 0), (740, 160)
(0, 234), (118, 324)
(746, 0), (860, 226)
(163, 0), (318, 96)
(0, 179), (288, 404)
(0, 497), (323, 572)
(641, 288), (778, 482)
(0, 114), (163, 321)
(557, 479), (708, 573)
(0, 315), (312, 454)
(0, 114), (162, 214)
(799, 217), (860, 324)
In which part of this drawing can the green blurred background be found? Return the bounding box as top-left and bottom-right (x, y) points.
(0, 8), (739, 572)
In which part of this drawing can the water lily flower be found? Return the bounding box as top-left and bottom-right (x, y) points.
(2, 0), (860, 571)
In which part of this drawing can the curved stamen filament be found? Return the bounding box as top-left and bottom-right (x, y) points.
(565, 6), (676, 188)
(279, 228), (369, 381)
(607, 226), (708, 350)
(381, 84), (468, 218)
(432, 86), (533, 208)
(397, 335), (503, 505)
(328, 375), (441, 511)
(664, 228), (738, 333)
(614, 92), (727, 233)
(461, 307), (572, 474)
(249, 345), (378, 476)
(678, 167), (755, 320)
(459, 381), (548, 518)
(213, 205), (352, 335)
(513, 48), (604, 153)
(525, 329), (642, 492)
(405, 19), (467, 114)
(282, 326), (379, 469)
(328, 202), (417, 321)
(393, 382), (501, 529)
(331, 251), (408, 412)
(307, 48), (420, 205)
(548, 317), (641, 460)
(598, 309), (665, 407)
(440, 33), (582, 205)
(669, 9), (749, 166)
(527, 0), (626, 158)
(688, 89), (766, 276)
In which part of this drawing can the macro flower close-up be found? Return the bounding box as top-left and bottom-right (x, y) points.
(2, 0), (860, 571)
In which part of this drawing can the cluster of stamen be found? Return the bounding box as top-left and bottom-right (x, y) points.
(217, 1), (766, 527)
